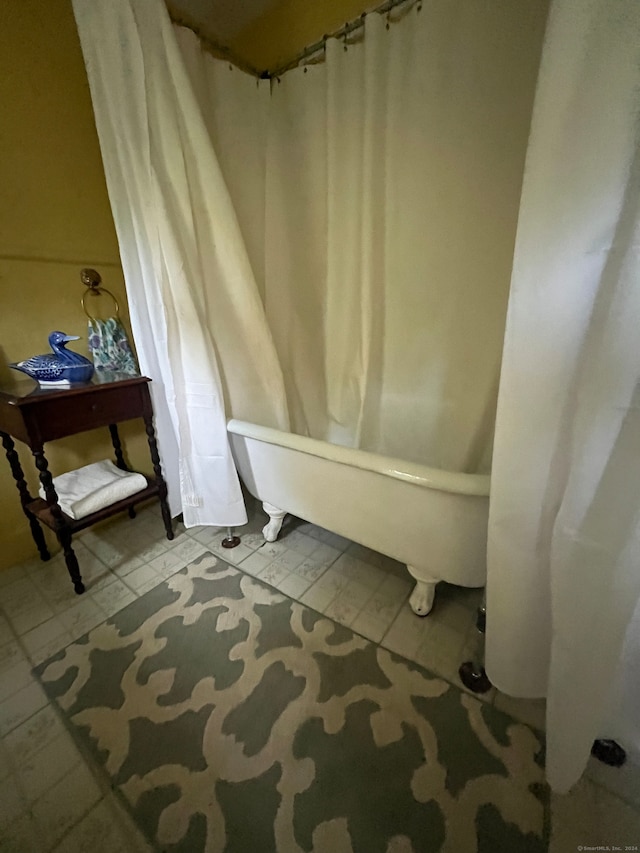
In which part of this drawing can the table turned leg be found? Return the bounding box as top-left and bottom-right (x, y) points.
(32, 448), (85, 594)
(108, 424), (136, 519)
(108, 423), (129, 471)
(1, 431), (50, 561)
(143, 415), (174, 541)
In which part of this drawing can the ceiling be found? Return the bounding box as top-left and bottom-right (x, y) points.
(166, 0), (278, 44)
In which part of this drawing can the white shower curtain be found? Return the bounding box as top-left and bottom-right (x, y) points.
(265, 1), (547, 472)
(72, 0), (288, 527)
(486, 0), (640, 792)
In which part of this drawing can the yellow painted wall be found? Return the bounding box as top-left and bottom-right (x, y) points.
(230, 0), (380, 72)
(0, 0), (149, 571)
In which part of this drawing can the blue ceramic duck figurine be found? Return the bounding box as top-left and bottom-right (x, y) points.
(10, 331), (95, 386)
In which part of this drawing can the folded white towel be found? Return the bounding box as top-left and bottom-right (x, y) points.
(39, 459), (148, 520)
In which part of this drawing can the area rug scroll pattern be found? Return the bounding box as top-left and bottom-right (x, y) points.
(35, 554), (548, 853)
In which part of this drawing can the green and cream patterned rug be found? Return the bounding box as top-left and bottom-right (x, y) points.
(35, 553), (549, 853)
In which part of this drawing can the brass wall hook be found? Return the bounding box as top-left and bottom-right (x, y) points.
(80, 268), (120, 321)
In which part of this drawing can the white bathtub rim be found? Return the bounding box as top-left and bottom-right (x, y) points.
(227, 419), (490, 497)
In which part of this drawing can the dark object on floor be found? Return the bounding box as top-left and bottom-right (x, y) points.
(221, 526), (241, 548)
(459, 661), (493, 694)
(459, 594), (493, 694)
(591, 739), (627, 767)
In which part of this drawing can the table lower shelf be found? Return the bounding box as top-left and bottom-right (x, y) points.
(26, 476), (161, 534)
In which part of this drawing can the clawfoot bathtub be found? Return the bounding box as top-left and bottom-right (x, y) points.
(227, 420), (490, 616)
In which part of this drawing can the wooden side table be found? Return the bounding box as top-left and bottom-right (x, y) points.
(0, 374), (173, 594)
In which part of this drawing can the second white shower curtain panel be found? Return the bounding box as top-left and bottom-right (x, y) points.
(265, 4), (544, 473)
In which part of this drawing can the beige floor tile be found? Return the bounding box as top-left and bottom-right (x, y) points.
(131, 541), (168, 564)
(331, 554), (385, 590)
(8, 598), (56, 636)
(337, 580), (374, 610)
(235, 531), (266, 552)
(0, 774), (28, 832)
(17, 731), (82, 802)
(292, 557), (329, 584)
(550, 777), (601, 852)
(383, 601), (430, 637)
(309, 543), (341, 569)
(50, 797), (152, 853)
(85, 571), (121, 593)
(58, 599), (105, 641)
(0, 641), (26, 678)
(82, 540), (131, 570)
(140, 520), (175, 543)
(0, 564), (27, 589)
(314, 529), (351, 550)
(22, 555), (55, 575)
(238, 550), (273, 577)
(0, 740), (11, 782)
(0, 681), (49, 737)
(281, 531), (319, 557)
(586, 753), (640, 811)
(166, 537), (210, 564)
(413, 620), (468, 683)
(111, 555), (145, 579)
(90, 579), (136, 617)
(138, 577), (166, 596)
(4, 705), (68, 768)
(429, 599), (475, 633)
(37, 573), (82, 613)
(324, 597), (359, 628)
(381, 620), (424, 662)
(591, 783), (640, 845)
(0, 811), (42, 853)
(269, 549), (306, 573)
(0, 578), (42, 619)
(313, 568), (350, 597)
(351, 611), (390, 643)
(191, 526), (224, 545)
(32, 762), (102, 846)
(22, 617), (70, 658)
(147, 548), (184, 576)
(377, 573), (413, 601)
(0, 658), (34, 704)
(211, 542), (254, 566)
(300, 584), (336, 614)
(29, 634), (74, 668)
(122, 564), (160, 593)
(347, 543), (406, 577)
(259, 562), (292, 588)
(0, 619), (13, 648)
(277, 573), (313, 600)
(361, 587), (407, 623)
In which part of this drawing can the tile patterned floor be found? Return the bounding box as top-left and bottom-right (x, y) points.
(0, 496), (638, 852)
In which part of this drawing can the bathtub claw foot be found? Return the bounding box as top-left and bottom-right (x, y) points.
(409, 582), (436, 616)
(406, 567), (438, 616)
(262, 502), (286, 542)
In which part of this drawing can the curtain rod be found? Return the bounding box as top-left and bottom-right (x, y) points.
(166, 4), (264, 78)
(168, 0), (417, 80)
(267, 0), (418, 79)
